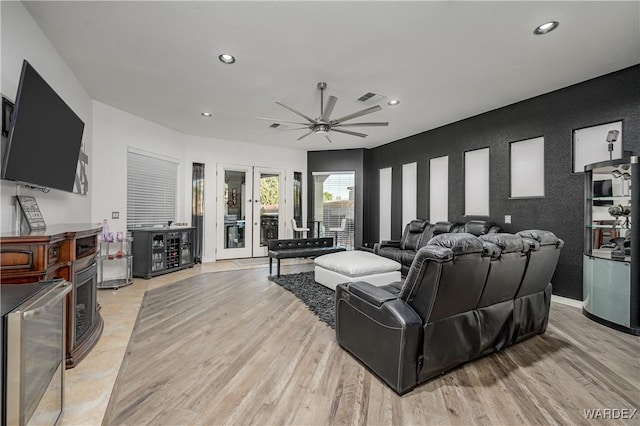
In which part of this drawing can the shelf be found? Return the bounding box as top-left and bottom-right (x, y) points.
(587, 224), (631, 230)
(588, 196), (631, 201)
(97, 278), (133, 290)
(98, 239), (133, 289)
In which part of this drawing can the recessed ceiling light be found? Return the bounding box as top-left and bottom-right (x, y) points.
(201, 112), (212, 117)
(387, 99), (400, 106)
(534, 21), (559, 35)
(218, 53), (236, 64)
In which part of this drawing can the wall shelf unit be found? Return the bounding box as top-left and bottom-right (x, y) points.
(583, 156), (638, 335)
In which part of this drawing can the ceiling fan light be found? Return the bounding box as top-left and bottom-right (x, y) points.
(218, 53), (236, 64)
(533, 21), (559, 35)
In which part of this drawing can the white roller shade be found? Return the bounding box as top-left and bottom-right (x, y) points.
(429, 156), (449, 222)
(464, 148), (490, 216)
(379, 167), (392, 241)
(402, 162), (417, 231)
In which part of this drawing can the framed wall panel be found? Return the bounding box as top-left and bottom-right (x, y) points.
(402, 162), (417, 230)
(464, 147), (490, 216)
(573, 121), (622, 173)
(379, 167), (392, 241)
(510, 137), (545, 198)
(429, 156), (449, 222)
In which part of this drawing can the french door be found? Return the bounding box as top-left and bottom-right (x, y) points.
(216, 164), (284, 259)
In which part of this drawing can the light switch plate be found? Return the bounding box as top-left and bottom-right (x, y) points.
(112, 211), (119, 219)
(504, 215), (511, 224)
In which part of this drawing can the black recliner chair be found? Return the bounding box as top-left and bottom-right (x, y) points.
(374, 219), (502, 276)
(336, 231), (563, 395)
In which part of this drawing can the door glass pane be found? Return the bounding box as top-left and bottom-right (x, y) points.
(293, 171), (303, 226)
(259, 173), (279, 246)
(313, 172), (355, 249)
(224, 170), (246, 249)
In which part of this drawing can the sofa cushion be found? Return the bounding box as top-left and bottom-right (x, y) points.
(480, 233), (527, 254)
(377, 246), (405, 263)
(401, 219), (429, 250)
(427, 233), (485, 256)
(315, 250), (401, 277)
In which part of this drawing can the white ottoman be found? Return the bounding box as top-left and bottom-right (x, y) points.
(314, 250), (401, 291)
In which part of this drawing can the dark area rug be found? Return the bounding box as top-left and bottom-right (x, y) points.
(268, 271), (336, 328)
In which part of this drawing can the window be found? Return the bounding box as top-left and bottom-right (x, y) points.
(127, 150), (178, 229)
(429, 156), (448, 222)
(511, 137), (544, 198)
(402, 162), (417, 230)
(573, 121), (623, 173)
(464, 148), (490, 216)
(312, 171), (355, 249)
(293, 171), (303, 227)
(379, 167), (392, 241)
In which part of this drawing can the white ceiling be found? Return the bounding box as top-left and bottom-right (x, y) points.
(23, 1), (640, 151)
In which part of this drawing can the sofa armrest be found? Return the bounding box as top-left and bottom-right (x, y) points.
(335, 283), (423, 395)
(347, 281), (397, 306)
(379, 240), (401, 248)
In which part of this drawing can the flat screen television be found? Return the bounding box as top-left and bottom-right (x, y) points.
(1, 60), (85, 192)
(593, 179), (613, 206)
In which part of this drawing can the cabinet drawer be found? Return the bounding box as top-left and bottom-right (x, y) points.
(0, 245), (42, 272)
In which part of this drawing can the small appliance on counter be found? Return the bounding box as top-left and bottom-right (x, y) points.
(1, 279), (71, 426)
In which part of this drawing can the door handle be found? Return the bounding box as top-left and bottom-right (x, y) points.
(23, 281), (72, 319)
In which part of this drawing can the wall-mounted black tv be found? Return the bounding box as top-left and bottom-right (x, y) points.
(1, 60), (85, 192)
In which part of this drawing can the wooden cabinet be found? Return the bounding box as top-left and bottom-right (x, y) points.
(131, 227), (194, 279)
(0, 223), (104, 367)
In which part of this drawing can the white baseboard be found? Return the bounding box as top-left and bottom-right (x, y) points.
(551, 295), (583, 309)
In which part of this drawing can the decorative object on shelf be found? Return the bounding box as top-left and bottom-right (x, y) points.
(606, 130), (619, 160)
(102, 219), (110, 241)
(15, 195), (46, 230)
(608, 203), (632, 227)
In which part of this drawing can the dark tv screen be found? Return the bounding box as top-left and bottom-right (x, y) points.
(1, 60), (85, 192)
(593, 179), (613, 197)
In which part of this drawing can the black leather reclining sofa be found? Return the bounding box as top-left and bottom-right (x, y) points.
(374, 219), (501, 275)
(336, 230), (563, 395)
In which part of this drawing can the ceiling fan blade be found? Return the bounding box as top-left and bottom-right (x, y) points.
(332, 105), (382, 124)
(256, 117), (309, 125)
(283, 127), (310, 131)
(332, 128), (368, 138)
(334, 122), (389, 127)
(275, 101), (315, 123)
(321, 95), (338, 122)
(325, 135), (333, 143)
(297, 131), (314, 141)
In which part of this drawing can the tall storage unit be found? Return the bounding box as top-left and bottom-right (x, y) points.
(131, 227), (195, 279)
(583, 156), (638, 335)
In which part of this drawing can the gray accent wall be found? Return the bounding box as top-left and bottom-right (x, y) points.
(308, 65), (640, 300)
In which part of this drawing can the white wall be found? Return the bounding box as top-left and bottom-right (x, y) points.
(91, 102), (187, 235)
(1, 1), (93, 232)
(92, 101), (307, 263)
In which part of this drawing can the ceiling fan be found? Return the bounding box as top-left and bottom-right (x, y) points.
(257, 82), (388, 143)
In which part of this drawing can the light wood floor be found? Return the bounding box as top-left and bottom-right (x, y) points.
(102, 263), (640, 425)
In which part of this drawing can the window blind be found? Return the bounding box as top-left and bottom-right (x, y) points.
(127, 151), (178, 229)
